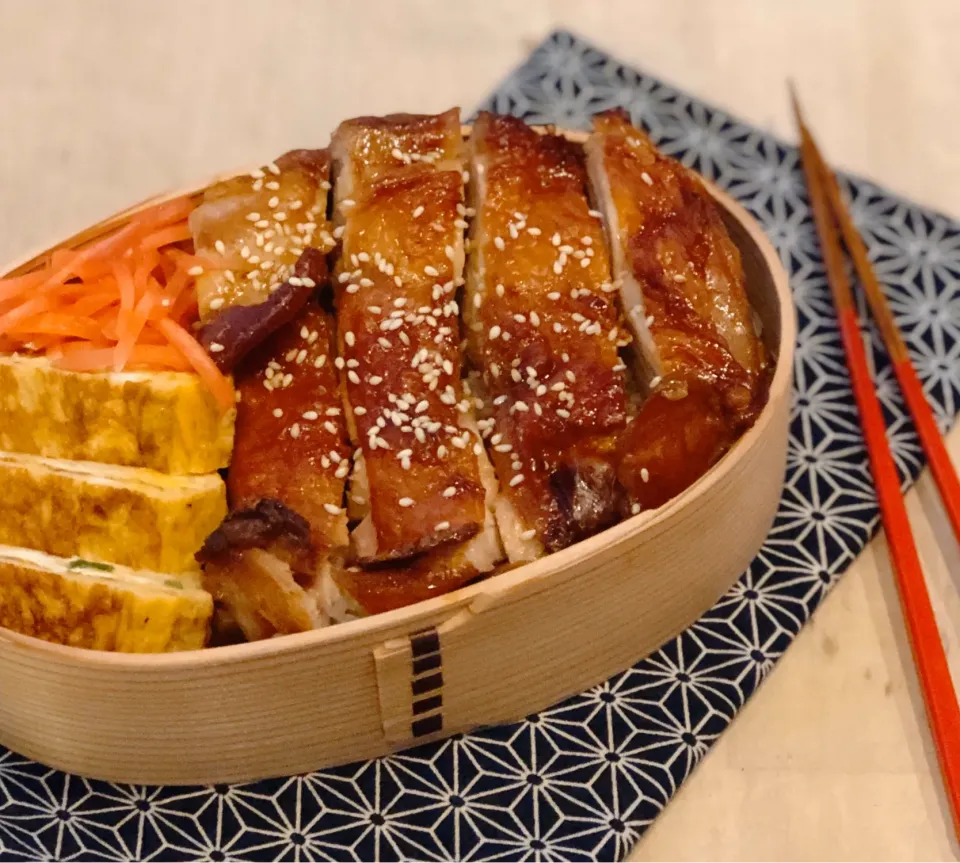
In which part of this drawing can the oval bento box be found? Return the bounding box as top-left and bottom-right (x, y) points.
(0, 127), (795, 786)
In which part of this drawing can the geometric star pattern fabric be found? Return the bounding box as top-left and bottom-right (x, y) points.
(1, 29), (958, 862)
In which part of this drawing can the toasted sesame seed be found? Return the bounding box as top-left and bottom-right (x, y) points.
(289, 423), (301, 439)
(323, 503), (342, 515)
(547, 291), (560, 301)
(673, 274), (686, 283)
(348, 370), (360, 384)
(494, 236), (506, 251)
(649, 375), (662, 388)
(496, 283), (505, 297)
(341, 198), (356, 208)
(354, 405), (367, 415)
(314, 354), (327, 368)
(556, 408), (571, 419)
(345, 331), (356, 347)
(631, 502), (642, 515)
(442, 486), (457, 498)
(272, 408), (283, 418)
(424, 265), (439, 277)
(520, 529), (537, 541)
(509, 474), (525, 487)
(641, 171), (654, 186)
(641, 467), (650, 483)
(208, 342), (225, 353)
(528, 227), (542, 236)
(399, 497), (415, 508)
(187, 265), (204, 276)
(209, 297), (225, 310)
(435, 521), (451, 531)
(413, 205), (425, 218)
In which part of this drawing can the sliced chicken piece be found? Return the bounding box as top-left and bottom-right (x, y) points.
(197, 299), (351, 642)
(465, 113), (630, 563)
(190, 149), (335, 320)
(230, 301), (350, 553)
(585, 109), (768, 512)
(330, 109), (495, 565)
(320, 412), (502, 618)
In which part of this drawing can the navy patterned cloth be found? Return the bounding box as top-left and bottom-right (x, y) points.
(1, 30), (959, 862)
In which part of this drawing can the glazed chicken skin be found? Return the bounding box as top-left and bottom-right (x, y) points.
(330, 109), (497, 566)
(585, 109), (767, 512)
(466, 113), (630, 562)
(189, 149), (335, 320)
(229, 302), (349, 554)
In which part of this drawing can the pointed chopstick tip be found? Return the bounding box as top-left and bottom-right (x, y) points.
(786, 79), (806, 131)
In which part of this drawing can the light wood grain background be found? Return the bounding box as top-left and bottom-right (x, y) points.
(1, 1), (958, 859)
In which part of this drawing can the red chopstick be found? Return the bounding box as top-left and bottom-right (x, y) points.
(791, 84), (960, 843)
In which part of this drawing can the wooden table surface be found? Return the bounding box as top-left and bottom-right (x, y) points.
(1, 1), (958, 859)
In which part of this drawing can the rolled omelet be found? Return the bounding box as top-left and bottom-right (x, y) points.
(0, 355), (234, 475)
(0, 452), (226, 573)
(0, 546), (212, 652)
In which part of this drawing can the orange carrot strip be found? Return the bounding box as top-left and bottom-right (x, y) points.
(111, 260), (136, 370)
(7, 313), (103, 341)
(49, 249), (79, 271)
(0, 296), (55, 334)
(55, 343), (194, 373)
(0, 270), (48, 303)
(45, 221), (141, 286)
(157, 318), (234, 412)
(53, 347), (117, 372)
(140, 222), (192, 251)
(130, 196), (196, 233)
(115, 283), (161, 370)
(67, 291), (119, 318)
(19, 334), (65, 352)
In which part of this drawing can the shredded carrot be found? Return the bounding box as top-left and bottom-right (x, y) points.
(157, 318), (234, 411)
(0, 194), (235, 412)
(70, 291), (119, 318)
(0, 296), (56, 332)
(140, 222), (192, 251)
(0, 270), (47, 303)
(55, 343), (192, 373)
(7, 313), (104, 342)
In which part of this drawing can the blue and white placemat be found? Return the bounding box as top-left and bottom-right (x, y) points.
(2, 29), (959, 862)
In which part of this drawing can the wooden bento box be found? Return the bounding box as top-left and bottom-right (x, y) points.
(0, 127), (795, 786)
